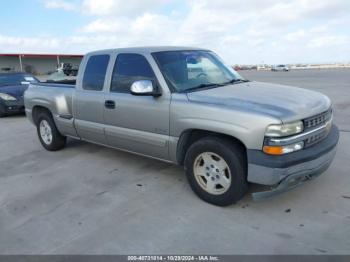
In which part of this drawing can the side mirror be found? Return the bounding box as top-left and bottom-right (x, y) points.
(130, 80), (161, 97)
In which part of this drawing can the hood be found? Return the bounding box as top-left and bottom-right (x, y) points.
(0, 84), (28, 99)
(186, 81), (331, 123)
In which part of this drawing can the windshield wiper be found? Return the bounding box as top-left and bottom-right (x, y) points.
(180, 78), (250, 93)
(180, 83), (222, 93)
(220, 78), (250, 86)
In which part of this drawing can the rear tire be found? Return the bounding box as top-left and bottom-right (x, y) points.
(184, 137), (248, 206)
(36, 112), (66, 151)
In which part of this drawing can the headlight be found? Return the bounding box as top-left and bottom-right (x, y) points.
(265, 121), (303, 137)
(263, 141), (304, 155)
(0, 93), (16, 101)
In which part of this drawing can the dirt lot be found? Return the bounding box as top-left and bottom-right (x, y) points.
(0, 69), (349, 254)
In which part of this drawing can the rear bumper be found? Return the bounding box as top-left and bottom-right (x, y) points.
(0, 99), (25, 115)
(247, 125), (339, 199)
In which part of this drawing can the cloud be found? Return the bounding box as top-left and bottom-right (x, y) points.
(43, 0), (76, 11)
(0, 35), (61, 52)
(8, 0), (350, 63)
(307, 35), (350, 48)
(81, 0), (166, 16)
(82, 19), (123, 33)
(284, 30), (306, 42)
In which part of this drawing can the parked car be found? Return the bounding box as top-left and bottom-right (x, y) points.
(57, 63), (79, 76)
(0, 72), (39, 117)
(272, 65), (289, 71)
(24, 47), (339, 206)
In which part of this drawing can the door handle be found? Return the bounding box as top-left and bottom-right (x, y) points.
(105, 100), (116, 109)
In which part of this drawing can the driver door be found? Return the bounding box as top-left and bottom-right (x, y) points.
(103, 53), (171, 160)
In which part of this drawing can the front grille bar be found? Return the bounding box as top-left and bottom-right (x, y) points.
(304, 109), (332, 130)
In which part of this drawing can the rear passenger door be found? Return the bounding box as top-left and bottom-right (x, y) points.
(74, 54), (110, 144)
(103, 53), (171, 160)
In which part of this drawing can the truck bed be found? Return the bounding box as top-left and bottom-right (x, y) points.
(24, 82), (77, 137)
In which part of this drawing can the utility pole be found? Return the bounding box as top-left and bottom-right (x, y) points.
(19, 55), (23, 72)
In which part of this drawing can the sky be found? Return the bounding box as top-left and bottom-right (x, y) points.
(0, 0), (349, 64)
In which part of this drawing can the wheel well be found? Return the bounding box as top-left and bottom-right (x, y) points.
(32, 106), (52, 125)
(177, 129), (247, 165)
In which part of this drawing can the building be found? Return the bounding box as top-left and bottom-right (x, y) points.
(0, 53), (83, 75)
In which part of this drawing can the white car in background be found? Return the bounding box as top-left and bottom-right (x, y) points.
(272, 65), (289, 71)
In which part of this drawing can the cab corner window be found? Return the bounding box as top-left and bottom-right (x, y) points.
(111, 53), (156, 93)
(82, 54), (110, 91)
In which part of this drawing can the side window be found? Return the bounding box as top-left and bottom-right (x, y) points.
(82, 55), (110, 91)
(111, 53), (156, 93)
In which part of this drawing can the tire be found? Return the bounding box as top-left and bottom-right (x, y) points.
(184, 137), (248, 206)
(36, 112), (66, 151)
(0, 105), (6, 117)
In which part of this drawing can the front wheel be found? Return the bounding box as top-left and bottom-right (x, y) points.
(0, 106), (6, 117)
(185, 137), (248, 206)
(36, 112), (66, 151)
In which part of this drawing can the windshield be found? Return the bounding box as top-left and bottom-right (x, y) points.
(0, 74), (38, 87)
(152, 50), (245, 92)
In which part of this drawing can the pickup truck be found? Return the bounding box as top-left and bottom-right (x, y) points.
(24, 47), (339, 206)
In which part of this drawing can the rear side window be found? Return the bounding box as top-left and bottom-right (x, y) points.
(111, 53), (155, 93)
(82, 55), (110, 91)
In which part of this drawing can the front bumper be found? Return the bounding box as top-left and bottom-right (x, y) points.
(0, 99), (25, 115)
(247, 125), (339, 200)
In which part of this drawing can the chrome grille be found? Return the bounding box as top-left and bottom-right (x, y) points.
(304, 128), (329, 147)
(303, 108), (333, 147)
(304, 109), (332, 130)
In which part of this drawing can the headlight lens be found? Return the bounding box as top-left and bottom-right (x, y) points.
(0, 93), (16, 101)
(265, 121), (303, 137)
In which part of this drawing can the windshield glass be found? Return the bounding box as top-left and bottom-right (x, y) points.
(152, 50), (245, 92)
(0, 74), (38, 86)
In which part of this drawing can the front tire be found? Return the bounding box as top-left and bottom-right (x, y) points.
(36, 112), (66, 151)
(185, 137), (248, 206)
(0, 106), (6, 117)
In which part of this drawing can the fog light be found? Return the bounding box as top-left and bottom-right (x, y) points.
(263, 141), (304, 155)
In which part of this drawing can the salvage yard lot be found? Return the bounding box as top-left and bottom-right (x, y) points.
(0, 69), (349, 254)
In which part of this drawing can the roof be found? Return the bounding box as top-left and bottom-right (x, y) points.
(88, 46), (209, 56)
(0, 47), (209, 59)
(0, 53), (83, 58)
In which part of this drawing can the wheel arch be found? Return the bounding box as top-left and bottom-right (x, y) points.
(32, 105), (53, 125)
(176, 129), (247, 166)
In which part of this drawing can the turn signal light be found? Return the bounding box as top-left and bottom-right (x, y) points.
(263, 141), (304, 155)
(263, 146), (284, 155)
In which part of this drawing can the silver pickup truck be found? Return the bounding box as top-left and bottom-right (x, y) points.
(24, 47), (339, 206)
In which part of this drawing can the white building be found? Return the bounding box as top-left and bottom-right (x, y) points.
(0, 53), (83, 75)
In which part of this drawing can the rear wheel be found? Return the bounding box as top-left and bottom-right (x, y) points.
(36, 112), (66, 151)
(185, 137), (248, 206)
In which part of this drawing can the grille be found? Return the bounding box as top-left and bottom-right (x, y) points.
(304, 109), (332, 130)
(303, 108), (333, 147)
(304, 128), (329, 147)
